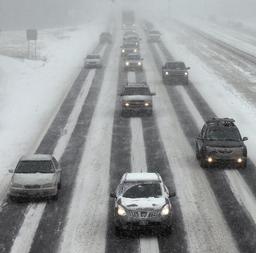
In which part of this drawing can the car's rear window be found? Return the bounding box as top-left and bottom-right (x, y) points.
(15, 160), (55, 173)
(122, 183), (162, 198)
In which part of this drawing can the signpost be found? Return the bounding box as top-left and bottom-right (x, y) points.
(26, 29), (38, 59)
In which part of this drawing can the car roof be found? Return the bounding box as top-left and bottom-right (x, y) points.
(125, 82), (148, 88)
(124, 173), (161, 182)
(20, 154), (53, 161)
(205, 117), (236, 127)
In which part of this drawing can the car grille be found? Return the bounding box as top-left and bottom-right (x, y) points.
(24, 185), (41, 189)
(218, 149), (233, 154)
(128, 101), (146, 108)
(128, 210), (160, 218)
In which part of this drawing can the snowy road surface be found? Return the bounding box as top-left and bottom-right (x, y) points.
(1, 15), (256, 253)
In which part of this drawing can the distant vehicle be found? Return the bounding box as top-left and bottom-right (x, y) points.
(123, 31), (138, 38)
(8, 154), (62, 201)
(100, 32), (112, 44)
(110, 172), (175, 235)
(143, 21), (154, 32)
(123, 35), (140, 46)
(124, 53), (143, 71)
(162, 61), (190, 85)
(122, 10), (135, 29)
(196, 118), (248, 168)
(121, 42), (139, 57)
(120, 82), (155, 116)
(147, 30), (161, 42)
(84, 54), (103, 68)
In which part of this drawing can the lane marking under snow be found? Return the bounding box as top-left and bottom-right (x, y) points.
(130, 118), (160, 253)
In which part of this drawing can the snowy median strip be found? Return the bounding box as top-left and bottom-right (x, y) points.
(130, 118), (160, 253)
(57, 35), (119, 253)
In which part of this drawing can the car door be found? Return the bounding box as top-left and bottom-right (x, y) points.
(197, 124), (206, 152)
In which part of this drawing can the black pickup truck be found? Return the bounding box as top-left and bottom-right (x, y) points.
(162, 61), (190, 85)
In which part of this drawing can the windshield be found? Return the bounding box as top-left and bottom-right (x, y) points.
(123, 87), (151, 96)
(122, 183), (162, 198)
(205, 127), (241, 141)
(15, 161), (55, 173)
(127, 55), (140, 60)
(166, 62), (185, 69)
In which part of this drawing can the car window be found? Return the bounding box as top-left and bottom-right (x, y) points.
(15, 160), (55, 173)
(205, 127), (241, 141)
(122, 183), (162, 198)
(123, 87), (151, 96)
(166, 62), (185, 69)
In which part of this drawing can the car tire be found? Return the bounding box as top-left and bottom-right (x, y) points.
(200, 157), (208, 168)
(58, 180), (62, 189)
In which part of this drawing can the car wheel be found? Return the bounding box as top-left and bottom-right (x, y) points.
(58, 180), (62, 189)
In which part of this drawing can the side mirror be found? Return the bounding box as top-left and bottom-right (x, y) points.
(110, 192), (116, 198)
(169, 192), (176, 198)
(119, 93), (124, 96)
(151, 92), (156, 96)
(197, 135), (202, 140)
(9, 169), (14, 173)
(187, 67), (190, 70)
(243, 137), (248, 141)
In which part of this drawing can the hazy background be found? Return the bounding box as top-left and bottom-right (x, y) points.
(0, 0), (256, 29)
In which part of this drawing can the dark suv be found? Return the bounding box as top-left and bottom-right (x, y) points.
(120, 82), (155, 116)
(162, 61), (190, 85)
(196, 118), (248, 168)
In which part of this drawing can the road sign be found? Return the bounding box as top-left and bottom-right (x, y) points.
(26, 29), (37, 41)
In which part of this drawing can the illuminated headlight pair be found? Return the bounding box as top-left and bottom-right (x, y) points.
(184, 72), (188, 76)
(117, 205), (126, 216)
(165, 72), (169, 75)
(161, 204), (171, 216)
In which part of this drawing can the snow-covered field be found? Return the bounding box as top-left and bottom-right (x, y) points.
(0, 20), (106, 203)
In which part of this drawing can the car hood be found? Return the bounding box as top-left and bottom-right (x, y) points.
(121, 197), (166, 210)
(12, 173), (56, 185)
(122, 95), (152, 101)
(205, 140), (243, 148)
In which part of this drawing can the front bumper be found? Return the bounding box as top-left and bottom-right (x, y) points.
(124, 64), (143, 71)
(163, 75), (188, 83)
(9, 187), (57, 198)
(115, 211), (172, 230)
(122, 106), (152, 115)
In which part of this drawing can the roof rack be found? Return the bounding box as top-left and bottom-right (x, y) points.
(206, 117), (235, 126)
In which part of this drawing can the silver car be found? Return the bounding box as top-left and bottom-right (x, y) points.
(110, 172), (175, 235)
(84, 54), (103, 68)
(9, 154), (61, 201)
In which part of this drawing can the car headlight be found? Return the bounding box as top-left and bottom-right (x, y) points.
(161, 204), (170, 216)
(134, 49), (137, 52)
(117, 205), (127, 216)
(144, 102), (150, 107)
(124, 102), (129, 107)
(184, 72), (188, 76)
(122, 49), (125, 53)
(126, 62), (130, 66)
(237, 158), (243, 163)
(207, 157), (213, 163)
(138, 62), (142, 66)
(165, 71), (169, 75)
